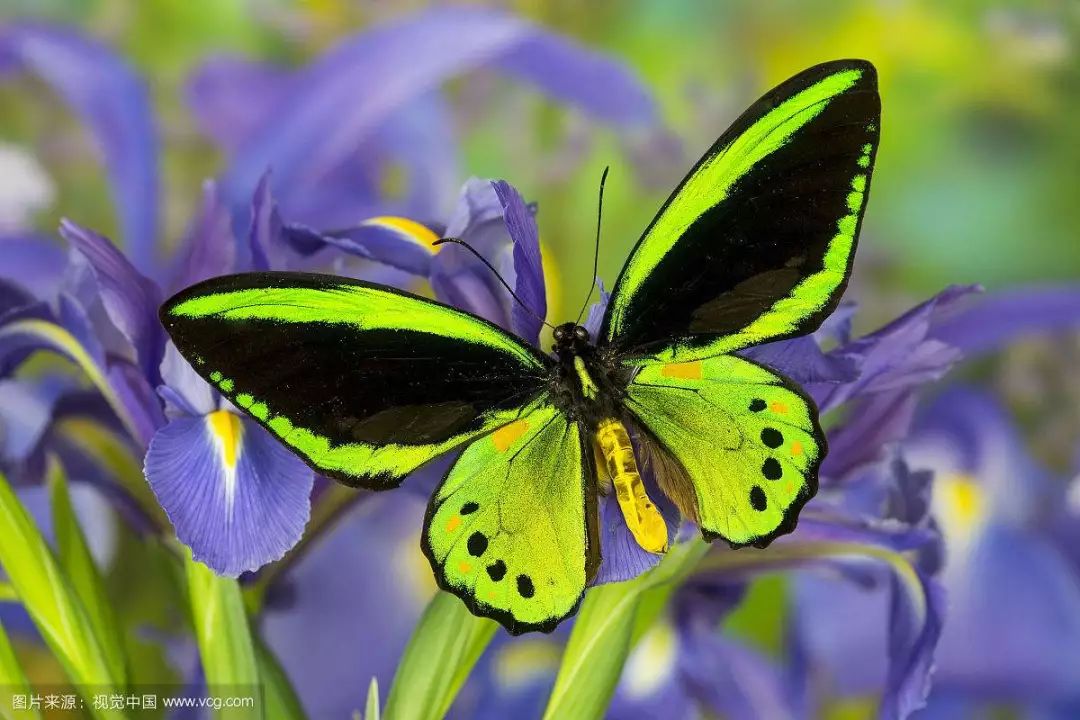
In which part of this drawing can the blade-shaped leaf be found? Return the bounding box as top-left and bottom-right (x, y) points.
(384, 590), (497, 720)
(365, 678), (379, 720)
(48, 458), (128, 687)
(254, 635), (306, 720)
(185, 555), (261, 719)
(0, 471), (124, 719)
(0, 621), (40, 720)
(542, 538), (708, 720)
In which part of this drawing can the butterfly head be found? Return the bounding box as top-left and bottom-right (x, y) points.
(552, 322), (590, 358)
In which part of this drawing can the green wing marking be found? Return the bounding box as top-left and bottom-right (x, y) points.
(161, 272), (551, 489)
(600, 60), (879, 361)
(625, 356), (823, 547)
(422, 403), (598, 634)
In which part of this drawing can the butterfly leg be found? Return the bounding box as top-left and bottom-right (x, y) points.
(595, 418), (668, 554)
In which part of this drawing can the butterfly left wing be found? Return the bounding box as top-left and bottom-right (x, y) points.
(600, 59), (879, 361)
(160, 272), (553, 489)
(423, 402), (599, 634)
(624, 355), (823, 547)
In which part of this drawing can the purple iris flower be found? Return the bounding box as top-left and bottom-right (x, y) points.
(905, 388), (1080, 716)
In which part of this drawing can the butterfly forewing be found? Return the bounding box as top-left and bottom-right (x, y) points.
(160, 272), (552, 489)
(601, 59), (879, 361)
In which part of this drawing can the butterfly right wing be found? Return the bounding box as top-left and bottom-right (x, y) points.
(623, 355), (824, 548)
(160, 272), (553, 489)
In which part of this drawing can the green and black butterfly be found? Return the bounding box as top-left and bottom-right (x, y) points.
(161, 60), (879, 634)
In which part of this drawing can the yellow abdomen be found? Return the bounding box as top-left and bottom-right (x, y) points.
(595, 418), (669, 554)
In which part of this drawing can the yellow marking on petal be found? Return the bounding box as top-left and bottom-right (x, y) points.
(458, 561), (472, 574)
(661, 361), (703, 380)
(446, 516), (461, 533)
(361, 216), (440, 252)
(791, 441), (804, 457)
(492, 420), (529, 452)
(771, 401), (789, 414)
(207, 410), (243, 469)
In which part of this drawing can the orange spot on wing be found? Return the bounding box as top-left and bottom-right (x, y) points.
(661, 361), (703, 380)
(771, 401), (789, 414)
(791, 441), (803, 457)
(488, 591), (496, 600)
(458, 561), (472, 574)
(446, 516), (461, 533)
(492, 420), (529, 452)
(785, 482), (794, 493)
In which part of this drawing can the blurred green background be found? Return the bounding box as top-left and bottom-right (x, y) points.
(2, 0), (1077, 319)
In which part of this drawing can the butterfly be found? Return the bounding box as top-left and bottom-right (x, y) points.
(161, 59), (879, 634)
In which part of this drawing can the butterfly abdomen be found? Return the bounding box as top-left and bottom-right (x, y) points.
(595, 418), (668, 554)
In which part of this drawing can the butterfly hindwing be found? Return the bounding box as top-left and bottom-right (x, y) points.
(160, 272), (552, 489)
(423, 402), (599, 634)
(624, 355), (823, 547)
(601, 59), (879, 361)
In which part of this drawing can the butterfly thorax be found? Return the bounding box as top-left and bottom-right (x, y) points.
(549, 322), (668, 554)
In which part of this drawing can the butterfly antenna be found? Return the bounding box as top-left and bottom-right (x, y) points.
(432, 237), (555, 330)
(574, 165), (609, 325)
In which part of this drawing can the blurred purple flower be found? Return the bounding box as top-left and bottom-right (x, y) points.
(905, 388), (1080, 715)
(186, 7), (671, 235)
(0, 23), (159, 273)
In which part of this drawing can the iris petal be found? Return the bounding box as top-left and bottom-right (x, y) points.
(492, 180), (546, 344)
(144, 413), (313, 577)
(59, 220), (163, 381)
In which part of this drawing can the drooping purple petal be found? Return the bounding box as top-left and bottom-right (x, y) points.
(0, 235), (67, 299)
(168, 181), (235, 292)
(220, 7), (661, 225)
(815, 285), (978, 413)
(492, 180), (546, 344)
(931, 285), (1080, 357)
(0, 24), (158, 273)
(59, 219), (163, 380)
(144, 413), (313, 576)
(281, 217), (440, 277)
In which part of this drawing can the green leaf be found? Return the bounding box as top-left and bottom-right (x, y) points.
(542, 538), (709, 720)
(185, 555), (261, 719)
(0, 470), (124, 720)
(365, 677), (379, 720)
(0, 621), (40, 720)
(384, 591), (497, 720)
(47, 458), (128, 687)
(254, 635), (306, 720)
